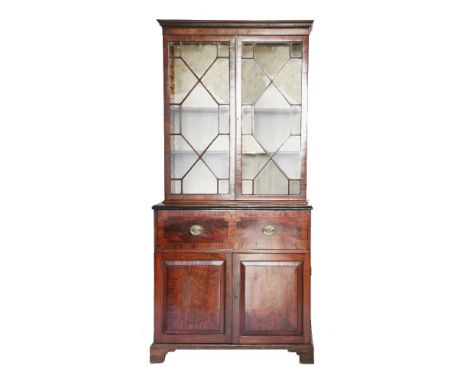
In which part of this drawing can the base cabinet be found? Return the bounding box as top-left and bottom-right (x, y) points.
(152, 207), (313, 363)
(152, 220), (314, 364)
(155, 252), (310, 346)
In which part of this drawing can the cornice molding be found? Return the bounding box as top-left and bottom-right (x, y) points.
(157, 19), (313, 30)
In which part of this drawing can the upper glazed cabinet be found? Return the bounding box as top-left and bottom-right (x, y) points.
(163, 21), (310, 202)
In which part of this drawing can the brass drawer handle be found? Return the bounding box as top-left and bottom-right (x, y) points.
(263, 225), (275, 235)
(189, 224), (203, 236)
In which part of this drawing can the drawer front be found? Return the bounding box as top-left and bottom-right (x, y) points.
(233, 210), (309, 250)
(156, 210), (231, 250)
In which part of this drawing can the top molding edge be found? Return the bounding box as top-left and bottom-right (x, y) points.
(157, 19), (313, 33)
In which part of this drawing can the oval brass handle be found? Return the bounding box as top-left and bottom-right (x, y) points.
(189, 224), (203, 236)
(263, 225), (275, 235)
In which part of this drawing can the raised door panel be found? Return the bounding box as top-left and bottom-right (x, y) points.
(155, 252), (231, 343)
(233, 253), (310, 344)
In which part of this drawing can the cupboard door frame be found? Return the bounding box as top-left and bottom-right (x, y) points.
(155, 252), (232, 343)
(235, 35), (309, 201)
(163, 34), (236, 201)
(232, 252), (311, 344)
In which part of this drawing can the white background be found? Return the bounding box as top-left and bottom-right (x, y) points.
(1, 0), (468, 380)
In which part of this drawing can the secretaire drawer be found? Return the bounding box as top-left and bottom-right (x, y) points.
(156, 210), (231, 250)
(232, 210), (309, 250)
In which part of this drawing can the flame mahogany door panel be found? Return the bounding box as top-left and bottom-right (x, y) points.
(233, 253), (311, 344)
(155, 252), (232, 343)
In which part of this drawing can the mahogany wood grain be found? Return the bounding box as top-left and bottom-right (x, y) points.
(155, 252), (232, 343)
(158, 19), (313, 37)
(164, 260), (224, 333)
(156, 209), (309, 250)
(232, 253), (310, 344)
(163, 27), (312, 36)
(161, 217), (228, 244)
(241, 260), (303, 335)
(156, 210), (232, 250)
(233, 210), (309, 250)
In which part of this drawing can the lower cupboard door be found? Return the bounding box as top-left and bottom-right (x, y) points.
(155, 252), (232, 343)
(233, 253), (311, 344)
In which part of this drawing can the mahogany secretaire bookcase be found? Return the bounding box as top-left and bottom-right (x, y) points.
(150, 20), (314, 364)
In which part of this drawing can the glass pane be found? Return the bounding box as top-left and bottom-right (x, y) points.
(289, 180), (301, 194)
(241, 59), (270, 104)
(291, 42), (303, 58)
(218, 179), (229, 194)
(254, 43), (290, 78)
(170, 105), (180, 133)
(242, 43), (254, 58)
(255, 82), (290, 108)
(279, 135), (301, 151)
(242, 135), (268, 180)
(242, 180), (253, 194)
(274, 59), (302, 104)
(254, 85), (291, 154)
(254, 161), (289, 195)
(219, 105), (229, 134)
(171, 135), (198, 178)
(273, 136), (301, 179)
(180, 43), (217, 77)
(241, 41), (303, 196)
(242, 154), (269, 181)
(203, 135), (229, 179)
(169, 58), (198, 104)
(291, 105), (301, 135)
(218, 42), (229, 57)
(183, 160), (217, 194)
(202, 58), (229, 104)
(181, 83), (218, 154)
(171, 180), (182, 194)
(242, 106), (253, 134)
